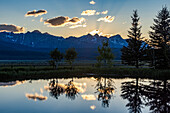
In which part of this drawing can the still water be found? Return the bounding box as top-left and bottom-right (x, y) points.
(0, 77), (169, 113)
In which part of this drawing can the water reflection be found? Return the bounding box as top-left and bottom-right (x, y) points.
(95, 78), (116, 108)
(121, 78), (170, 113)
(65, 79), (79, 100)
(25, 93), (48, 101)
(0, 81), (25, 87)
(142, 79), (170, 113)
(121, 77), (144, 113)
(2, 77), (168, 112)
(47, 78), (86, 100)
(48, 79), (65, 99)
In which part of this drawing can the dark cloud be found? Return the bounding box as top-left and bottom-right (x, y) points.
(44, 16), (86, 28)
(44, 16), (69, 27)
(0, 24), (25, 33)
(25, 9), (47, 17)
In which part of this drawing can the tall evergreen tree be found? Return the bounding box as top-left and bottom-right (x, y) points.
(121, 10), (146, 68)
(149, 6), (170, 69)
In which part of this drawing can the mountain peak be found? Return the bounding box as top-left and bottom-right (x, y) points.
(43, 32), (51, 35)
(32, 30), (41, 34)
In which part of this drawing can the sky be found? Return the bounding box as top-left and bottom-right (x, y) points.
(0, 0), (169, 39)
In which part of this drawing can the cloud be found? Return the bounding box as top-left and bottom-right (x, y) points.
(25, 93), (48, 101)
(81, 10), (108, 16)
(103, 34), (114, 38)
(69, 24), (86, 29)
(101, 10), (108, 15)
(81, 10), (96, 16)
(96, 12), (100, 15)
(40, 17), (43, 22)
(90, 105), (96, 110)
(40, 88), (43, 93)
(89, 0), (96, 5)
(81, 94), (96, 100)
(89, 30), (103, 36)
(44, 16), (86, 28)
(97, 16), (115, 23)
(0, 81), (25, 87)
(0, 24), (25, 33)
(25, 9), (47, 17)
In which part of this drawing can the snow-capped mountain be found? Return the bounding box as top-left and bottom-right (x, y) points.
(0, 30), (127, 60)
(0, 30), (127, 49)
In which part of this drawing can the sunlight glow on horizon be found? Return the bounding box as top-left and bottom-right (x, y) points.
(0, 0), (169, 39)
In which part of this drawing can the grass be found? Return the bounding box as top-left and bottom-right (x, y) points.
(0, 65), (169, 82)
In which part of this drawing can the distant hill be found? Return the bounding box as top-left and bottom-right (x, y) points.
(0, 30), (127, 60)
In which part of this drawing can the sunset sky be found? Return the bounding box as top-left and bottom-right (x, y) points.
(0, 0), (169, 39)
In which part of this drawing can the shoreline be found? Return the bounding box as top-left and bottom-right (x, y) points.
(0, 66), (169, 82)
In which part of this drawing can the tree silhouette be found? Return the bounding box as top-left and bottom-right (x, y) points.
(50, 48), (63, 69)
(65, 48), (77, 69)
(121, 77), (144, 113)
(97, 41), (114, 67)
(95, 77), (115, 107)
(121, 10), (146, 68)
(149, 6), (170, 69)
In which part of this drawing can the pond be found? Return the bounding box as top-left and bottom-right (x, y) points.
(0, 77), (169, 113)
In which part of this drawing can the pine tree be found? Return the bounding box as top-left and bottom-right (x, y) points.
(149, 6), (170, 69)
(121, 10), (146, 68)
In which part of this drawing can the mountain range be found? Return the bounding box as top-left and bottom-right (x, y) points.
(0, 30), (127, 60)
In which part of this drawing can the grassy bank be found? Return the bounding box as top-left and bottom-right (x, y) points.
(0, 66), (169, 82)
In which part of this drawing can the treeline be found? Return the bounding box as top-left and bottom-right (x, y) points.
(121, 6), (170, 69)
(50, 6), (170, 69)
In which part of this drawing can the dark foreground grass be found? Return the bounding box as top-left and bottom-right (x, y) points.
(0, 66), (169, 82)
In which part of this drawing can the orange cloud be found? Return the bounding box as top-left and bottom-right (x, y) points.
(89, 30), (103, 36)
(25, 9), (47, 17)
(101, 10), (108, 14)
(0, 81), (25, 87)
(44, 16), (86, 28)
(40, 17), (43, 22)
(25, 93), (48, 101)
(81, 94), (96, 100)
(0, 24), (25, 33)
(97, 16), (115, 23)
(81, 10), (96, 16)
(81, 10), (109, 16)
(90, 105), (96, 110)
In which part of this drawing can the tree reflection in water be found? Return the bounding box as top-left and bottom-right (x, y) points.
(121, 77), (144, 113)
(121, 78), (170, 113)
(48, 78), (79, 100)
(49, 79), (65, 99)
(95, 77), (116, 108)
(142, 79), (170, 113)
(65, 79), (79, 100)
